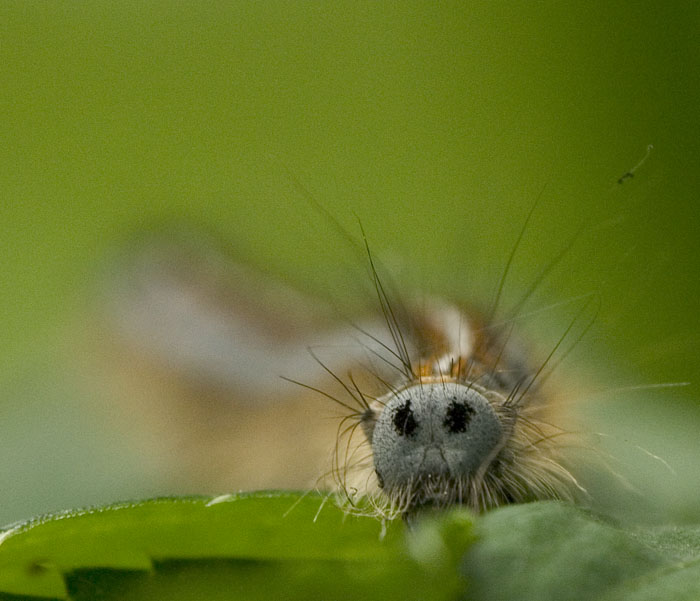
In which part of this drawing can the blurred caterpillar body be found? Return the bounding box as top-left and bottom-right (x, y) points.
(102, 213), (588, 519)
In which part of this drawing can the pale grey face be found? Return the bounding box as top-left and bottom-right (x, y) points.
(370, 382), (503, 491)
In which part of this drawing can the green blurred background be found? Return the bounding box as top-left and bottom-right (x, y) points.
(1, 1), (698, 526)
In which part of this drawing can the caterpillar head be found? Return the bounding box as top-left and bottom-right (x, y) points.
(362, 379), (515, 512)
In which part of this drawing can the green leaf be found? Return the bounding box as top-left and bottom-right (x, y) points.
(3, 497), (700, 601)
(0, 492), (472, 601)
(462, 502), (700, 601)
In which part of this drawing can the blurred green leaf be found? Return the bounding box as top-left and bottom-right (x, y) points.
(464, 502), (700, 601)
(2, 497), (700, 601)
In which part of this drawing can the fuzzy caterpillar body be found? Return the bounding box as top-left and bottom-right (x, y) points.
(101, 225), (583, 518)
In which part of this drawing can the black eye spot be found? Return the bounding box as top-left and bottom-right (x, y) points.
(443, 399), (475, 433)
(393, 399), (418, 437)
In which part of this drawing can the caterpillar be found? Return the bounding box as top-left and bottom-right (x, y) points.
(300, 221), (589, 519)
(100, 204), (595, 519)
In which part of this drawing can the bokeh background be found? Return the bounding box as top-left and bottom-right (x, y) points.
(1, 1), (698, 526)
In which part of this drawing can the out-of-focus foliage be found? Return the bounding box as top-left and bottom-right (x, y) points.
(0, 1), (698, 528)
